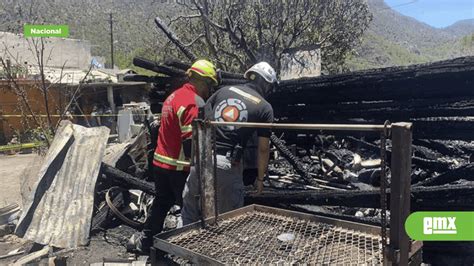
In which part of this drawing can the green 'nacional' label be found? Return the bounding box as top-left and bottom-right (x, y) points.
(405, 211), (474, 241)
(24, 25), (69, 38)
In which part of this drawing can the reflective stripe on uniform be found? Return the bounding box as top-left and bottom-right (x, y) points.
(176, 147), (186, 171)
(229, 87), (261, 104)
(177, 106), (193, 134)
(180, 124), (193, 133)
(154, 152), (190, 167)
(177, 106), (186, 120)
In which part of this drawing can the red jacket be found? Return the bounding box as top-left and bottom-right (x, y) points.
(153, 83), (203, 171)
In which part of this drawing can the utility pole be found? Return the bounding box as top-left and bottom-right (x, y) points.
(108, 12), (114, 69)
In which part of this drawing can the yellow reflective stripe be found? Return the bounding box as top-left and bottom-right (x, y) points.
(181, 124), (193, 133)
(229, 87), (261, 104)
(154, 152), (190, 166)
(177, 105), (193, 134)
(177, 106), (186, 121)
(176, 147), (186, 171)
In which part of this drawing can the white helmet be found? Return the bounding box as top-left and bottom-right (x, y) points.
(244, 62), (278, 84)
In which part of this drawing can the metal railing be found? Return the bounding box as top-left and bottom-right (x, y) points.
(210, 121), (391, 131)
(192, 119), (413, 265)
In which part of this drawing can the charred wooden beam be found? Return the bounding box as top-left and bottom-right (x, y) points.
(270, 134), (315, 186)
(414, 139), (474, 157)
(273, 56), (474, 104)
(100, 163), (156, 195)
(346, 136), (452, 172)
(164, 58), (191, 70)
(164, 59), (245, 80)
(270, 57), (474, 141)
(275, 97), (473, 113)
(245, 184), (474, 210)
(411, 117), (474, 141)
(154, 17), (197, 61)
(275, 101), (474, 121)
(133, 57), (186, 77)
(220, 78), (247, 85)
(415, 164), (474, 187)
(268, 134), (350, 190)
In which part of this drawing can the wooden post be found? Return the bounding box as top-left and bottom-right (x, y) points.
(106, 85), (117, 134)
(107, 85), (116, 114)
(195, 111), (216, 226)
(389, 122), (412, 265)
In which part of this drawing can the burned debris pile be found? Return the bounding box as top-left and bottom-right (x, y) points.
(272, 56), (474, 140)
(112, 24), (473, 261)
(122, 50), (474, 218)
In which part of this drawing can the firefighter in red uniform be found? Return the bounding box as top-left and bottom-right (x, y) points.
(129, 60), (218, 253)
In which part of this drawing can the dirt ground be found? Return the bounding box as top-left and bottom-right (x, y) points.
(0, 153), (39, 208)
(0, 225), (137, 265)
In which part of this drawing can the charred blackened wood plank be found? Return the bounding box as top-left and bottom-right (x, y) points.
(100, 163), (156, 195)
(220, 78), (247, 85)
(164, 59), (191, 70)
(246, 188), (379, 208)
(164, 59), (246, 80)
(124, 74), (186, 87)
(273, 98), (474, 113)
(245, 184), (474, 210)
(415, 164), (474, 187)
(219, 71), (245, 80)
(346, 136), (452, 172)
(414, 139), (474, 157)
(274, 118), (472, 140)
(133, 57), (186, 77)
(270, 134), (319, 187)
(410, 183), (474, 211)
(275, 105), (474, 121)
(273, 57), (474, 104)
(154, 17), (197, 61)
(412, 117), (474, 141)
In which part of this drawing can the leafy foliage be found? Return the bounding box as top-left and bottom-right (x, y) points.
(164, 0), (372, 74)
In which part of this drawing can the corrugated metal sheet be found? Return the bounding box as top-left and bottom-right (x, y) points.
(15, 121), (110, 248)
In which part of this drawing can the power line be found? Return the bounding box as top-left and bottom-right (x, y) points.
(379, 0), (419, 11)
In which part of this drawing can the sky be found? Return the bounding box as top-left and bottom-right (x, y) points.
(384, 0), (474, 28)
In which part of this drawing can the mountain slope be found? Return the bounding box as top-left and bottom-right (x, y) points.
(367, 0), (453, 50)
(0, 0), (471, 72)
(443, 19), (474, 38)
(347, 0), (474, 71)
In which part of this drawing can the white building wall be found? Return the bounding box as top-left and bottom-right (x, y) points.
(0, 32), (91, 69)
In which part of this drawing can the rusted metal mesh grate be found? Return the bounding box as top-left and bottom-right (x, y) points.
(165, 210), (383, 264)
